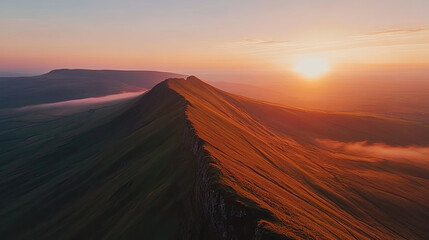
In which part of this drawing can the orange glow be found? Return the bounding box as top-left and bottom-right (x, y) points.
(293, 56), (330, 78)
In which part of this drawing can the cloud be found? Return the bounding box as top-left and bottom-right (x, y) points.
(367, 28), (429, 36)
(235, 27), (429, 56)
(255, 40), (289, 45)
(239, 39), (290, 45)
(316, 139), (429, 161)
(17, 91), (145, 112)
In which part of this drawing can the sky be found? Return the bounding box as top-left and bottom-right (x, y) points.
(1, 0), (429, 75)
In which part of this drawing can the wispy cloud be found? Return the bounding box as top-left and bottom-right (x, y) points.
(316, 138), (429, 161)
(233, 27), (429, 57)
(255, 40), (289, 45)
(367, 27), (429, 36)
(17, 91), (145, 111)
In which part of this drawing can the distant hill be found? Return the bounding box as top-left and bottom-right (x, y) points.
(1, 77), (428, 239)
(0, 69), (185, 109)
(0, 71), (29, 77)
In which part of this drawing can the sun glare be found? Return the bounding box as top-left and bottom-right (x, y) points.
(293, 57), (330, 78)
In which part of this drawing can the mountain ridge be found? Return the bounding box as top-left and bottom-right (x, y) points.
(1, 76), (428, 239)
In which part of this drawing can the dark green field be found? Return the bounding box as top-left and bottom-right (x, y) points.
(0, 83), (199, 239)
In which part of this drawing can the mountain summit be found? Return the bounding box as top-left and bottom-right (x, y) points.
(1, 76), (428, 239)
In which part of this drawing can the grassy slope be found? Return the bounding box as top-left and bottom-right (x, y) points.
(169, 77), (429, 239)
(0, 82), (197, 239)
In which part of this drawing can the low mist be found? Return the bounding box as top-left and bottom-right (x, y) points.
(317, 138), (429, 161)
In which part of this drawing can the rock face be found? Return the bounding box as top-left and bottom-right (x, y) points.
(165, 81), (283, 239)
(182, 112), (284, 240)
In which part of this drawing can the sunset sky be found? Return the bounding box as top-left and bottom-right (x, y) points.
(1, 0), (429, 75)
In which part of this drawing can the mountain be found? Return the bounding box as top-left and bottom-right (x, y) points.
(0, 69), (185, 109)
(0, 71), (30, 77)
(1, 77), (428, 239)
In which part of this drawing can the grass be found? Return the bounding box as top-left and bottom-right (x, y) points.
(0, 82), (197, 239)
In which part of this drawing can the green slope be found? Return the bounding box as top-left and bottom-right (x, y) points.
(0, 81), (197, 239)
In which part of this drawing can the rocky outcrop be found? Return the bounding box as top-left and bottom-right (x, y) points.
(180, 102), (286, 240)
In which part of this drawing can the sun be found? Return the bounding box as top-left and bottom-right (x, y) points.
(293, 56), (330, 78)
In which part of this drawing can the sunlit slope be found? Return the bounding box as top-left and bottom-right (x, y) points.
(0, 82), (198, 239)
(169, 77), (429, 239)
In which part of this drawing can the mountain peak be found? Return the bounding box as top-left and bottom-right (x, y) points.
(186, 75), (203, 82)
(162, 75), (206, 85)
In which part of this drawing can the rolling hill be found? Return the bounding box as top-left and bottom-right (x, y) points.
(0, 69), (185, 109)
(1, 76), (428, 239)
